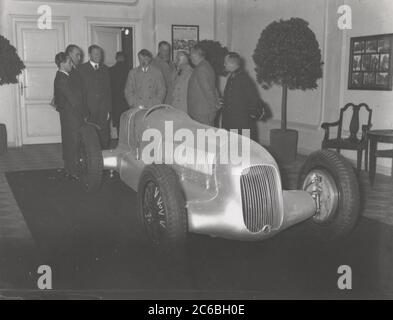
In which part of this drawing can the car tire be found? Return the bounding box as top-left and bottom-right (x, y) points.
(297, 149), (360, 241)
(137, 164), (187, 253)
(78, 124), (103, 192)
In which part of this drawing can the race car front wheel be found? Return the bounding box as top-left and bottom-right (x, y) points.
(137, 164), (187, 252)
(297, 150), (360, 241)
(78, 124), (103, 192)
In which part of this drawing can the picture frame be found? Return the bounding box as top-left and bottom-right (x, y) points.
(348, 33), (393, 90)
(171, 24), (199, 60)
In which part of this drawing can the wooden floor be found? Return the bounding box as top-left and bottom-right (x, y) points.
(0, 143), (392, 244)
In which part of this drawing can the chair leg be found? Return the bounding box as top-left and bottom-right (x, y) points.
(357, 149), (362, 174)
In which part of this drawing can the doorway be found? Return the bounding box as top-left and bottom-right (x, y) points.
(14, 17), (69, 145)
(91, 26), (133, 69)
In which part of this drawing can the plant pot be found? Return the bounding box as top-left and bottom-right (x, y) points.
(0, 123), (7, 155)
(269, 128), (298, 163)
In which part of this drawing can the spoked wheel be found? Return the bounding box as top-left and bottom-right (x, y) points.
(142, 180), (168, 245)
(77, 124), (103, 192)
(297, 150), (360, 241)
(138, 164), (187, 253)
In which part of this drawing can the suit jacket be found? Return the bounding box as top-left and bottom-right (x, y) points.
(69, 67), (89, 118)
(54, 71), (84, 168)
(187, 59), (219, 119)
(109, 61), (129, 127)
(54, 71), (84, 121)
(124, 65), (166, 108)
(78, 61), (112, 125)
(222, 69), (259, 131)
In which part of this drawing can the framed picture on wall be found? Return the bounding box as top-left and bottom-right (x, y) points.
(348, 33), (393, 90)
(171, 25), (199, 59)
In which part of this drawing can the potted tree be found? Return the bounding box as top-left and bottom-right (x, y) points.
(253, 18), (323, 163)
(0, 34), (25, 154)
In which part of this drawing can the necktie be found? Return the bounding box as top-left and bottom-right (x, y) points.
(94, 64), (98, 70)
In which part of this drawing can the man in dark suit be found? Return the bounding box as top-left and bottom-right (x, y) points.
(64, 44), (88, 117)
(54, 52), (85, 179)
(78, 45), (112, 149)
(109, 51), (129, 136)
(187, 44), (220, 126)
(222, 52), (259, 140)
(52, 45), (83, 108)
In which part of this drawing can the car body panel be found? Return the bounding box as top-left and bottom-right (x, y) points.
(103, 105), (317, 240)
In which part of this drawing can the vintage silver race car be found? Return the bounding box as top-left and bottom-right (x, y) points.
(77, 104), (360, 249)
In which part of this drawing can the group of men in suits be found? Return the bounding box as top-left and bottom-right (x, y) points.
(54, 41), (260, 179)
(54, 44), (114, 179)
(123, 41), (223, 127)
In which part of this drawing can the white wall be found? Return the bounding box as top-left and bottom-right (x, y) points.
(154, 0), (215, 49)
(230, 0), (393, 175)
(340, 0), (393, 172)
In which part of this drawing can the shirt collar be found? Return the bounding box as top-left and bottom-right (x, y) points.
(90, 60), (99, 69)
(59, 70), (69, 76)
(140, 65), (150, 73)
(229, 68), (241, 79)
(178, 64), (192, 75)
(156, 55), (166, 62)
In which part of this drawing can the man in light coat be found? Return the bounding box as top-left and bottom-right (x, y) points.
(124, 49), (166, 109)
(151, 41), (176, 103)
(187, 44), (220, 126)
(169, 50), (193, 113)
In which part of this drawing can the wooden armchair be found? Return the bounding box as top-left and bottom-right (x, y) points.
(321, 103), (372, 173)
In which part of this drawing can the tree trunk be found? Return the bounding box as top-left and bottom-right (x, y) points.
(281, 83), (288, 131)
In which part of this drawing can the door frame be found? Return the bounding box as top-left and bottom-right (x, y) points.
(10, 14), (71, 146)
(90, 26), (123, 66)
(86, 17), (141, 67)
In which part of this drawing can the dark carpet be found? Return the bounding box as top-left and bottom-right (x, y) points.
(3, 168), (393, 299)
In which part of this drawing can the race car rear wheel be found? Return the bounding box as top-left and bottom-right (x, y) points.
(297, 149), (360, 241)
(78, 124), (103, 192)
(137, 164), (187, 252)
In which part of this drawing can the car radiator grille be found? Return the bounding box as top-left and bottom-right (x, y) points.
(240, 165), (282, 233)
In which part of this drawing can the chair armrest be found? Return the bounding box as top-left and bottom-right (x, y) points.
(321, 121), (340, 129)
(321, 121), (340, 141)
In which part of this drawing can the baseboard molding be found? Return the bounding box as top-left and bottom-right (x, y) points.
(7, 141), (17, 148)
